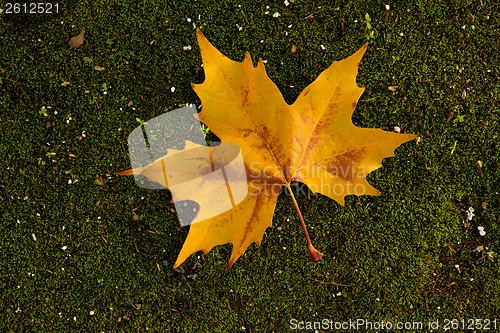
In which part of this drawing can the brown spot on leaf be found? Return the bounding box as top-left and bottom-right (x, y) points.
(328, 147), (366, 181)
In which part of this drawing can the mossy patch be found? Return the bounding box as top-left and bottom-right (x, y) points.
(0, 0), (498, 331)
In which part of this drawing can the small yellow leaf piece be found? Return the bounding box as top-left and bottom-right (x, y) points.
(95, 174), (104, 186)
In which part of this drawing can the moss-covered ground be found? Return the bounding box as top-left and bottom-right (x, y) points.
(1, 0), (499, 331)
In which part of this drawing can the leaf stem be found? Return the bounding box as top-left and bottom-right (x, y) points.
(286, 183), (322, 263)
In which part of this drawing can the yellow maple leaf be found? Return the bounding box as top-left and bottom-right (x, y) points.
(119, 29), (418, 268)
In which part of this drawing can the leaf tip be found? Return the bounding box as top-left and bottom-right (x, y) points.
(244, 51), (252, 64)
(116, 169), (134, 176)
(352, 43), (369, 67)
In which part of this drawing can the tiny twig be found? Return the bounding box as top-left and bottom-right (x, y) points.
(240, 10), (249, 24)
(314, 278), (351, 287)
(183, 276), (193, 291)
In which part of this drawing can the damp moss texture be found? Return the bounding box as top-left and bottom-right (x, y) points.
(1, 0), (499, 331)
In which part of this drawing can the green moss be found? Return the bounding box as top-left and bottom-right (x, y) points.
(0, 0), (499, 331)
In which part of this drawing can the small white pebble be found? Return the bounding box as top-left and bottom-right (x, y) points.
(262, 60), (268, 64)
(455, 264), (459, 269)
(467, 207), (475, 220)
(479, 230), (486, 236)
(394, 126), (401, 133)
(399, 32), (404, 36)
(284, 0), (289, 5)
(478, 226), (484, 231)
(273, 12), (280, 18)
(320, 45), (325, 50)
(171, 87), (176, 93)
(32, 233), (36, 241)
(89, 311), (95, 315)
(68, 179), (72, 184)
(385, 4), (390, 10)
(61, 246), (67, 251)
(187, 18), (191, 23)
(376, 298), (380, 301)
(103, 91), (107, 95)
